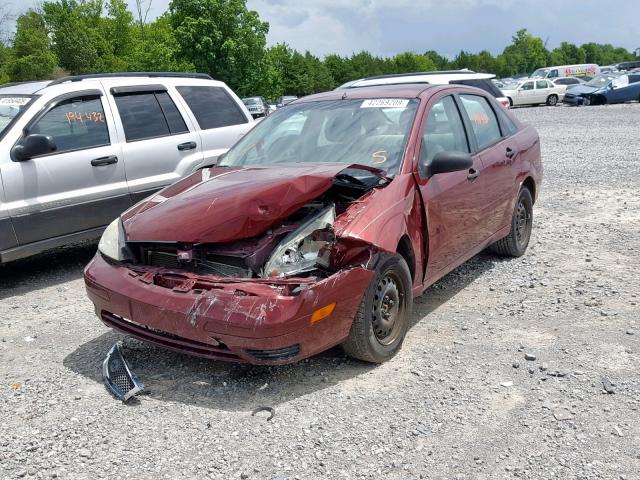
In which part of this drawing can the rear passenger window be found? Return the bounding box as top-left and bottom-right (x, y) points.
(28, 96), (109, 153)
(114, 92), (188, 142)
(176, 86), (248, 129)
(459, 94), (502, 150)
(420, 96), (469, 166)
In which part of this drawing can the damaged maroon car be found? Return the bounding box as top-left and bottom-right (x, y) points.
(85, 84), (542, 364)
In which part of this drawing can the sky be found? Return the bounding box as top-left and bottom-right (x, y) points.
(3, 0), (640, 59)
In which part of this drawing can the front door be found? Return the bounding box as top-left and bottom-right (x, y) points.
(414, 94), (488, 278)
(2, 90), (129, 245)
(518, 80), (536, 105)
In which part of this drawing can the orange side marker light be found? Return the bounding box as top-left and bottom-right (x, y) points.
(310, 303), (336, 324)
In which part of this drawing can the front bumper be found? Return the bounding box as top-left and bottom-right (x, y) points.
(84, 254), (373, 364)
(562, 94), (583, 106)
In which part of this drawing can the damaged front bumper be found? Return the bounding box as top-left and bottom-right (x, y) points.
(84, 254), (373, 364)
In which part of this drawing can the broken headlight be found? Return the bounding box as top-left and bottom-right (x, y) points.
(98, 218), (132, 262)
(262, 205), (335, 278)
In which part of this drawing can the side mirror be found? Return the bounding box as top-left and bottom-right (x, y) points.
(12, 134), (57, 161)
(424, 151), (473, 177)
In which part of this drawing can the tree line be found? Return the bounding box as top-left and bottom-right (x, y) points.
(0, 0), (637, 101)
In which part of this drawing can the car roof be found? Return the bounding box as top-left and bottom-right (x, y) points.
(294, 83), (439, 103)
(0, 81), (51, 95)
(337, 70), (496, 89)
(0, 72), (224, 96)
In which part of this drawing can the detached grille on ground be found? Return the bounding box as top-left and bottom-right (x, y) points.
(102, 342), (144, 402)
(246, 344), (301, 361)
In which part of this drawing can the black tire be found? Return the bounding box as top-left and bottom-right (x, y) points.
(546, 94), (558, 106)
(342, 254), (413, 363)
(490, 187), (533, 257)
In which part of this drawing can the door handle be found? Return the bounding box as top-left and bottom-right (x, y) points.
(467, 168), (480, 182)
(91, 155), (118, 166)
(177, 141), (197, 151)
(505, 147), (515, 159)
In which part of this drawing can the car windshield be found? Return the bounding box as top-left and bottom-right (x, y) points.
(0, 95), (33, 137)
(531, 68), (549, 78)
(219, 98), (419, 176)
(243, 98), (260, 105)
(585, 75), (618, 88)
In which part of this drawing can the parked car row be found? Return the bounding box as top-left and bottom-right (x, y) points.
(497, 61), (640, 107)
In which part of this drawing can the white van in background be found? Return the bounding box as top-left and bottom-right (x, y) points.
(531, 64), (600, 79)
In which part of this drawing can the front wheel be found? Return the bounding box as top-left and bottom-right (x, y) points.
(582, 96), (591, 106)
(490, 187), (533, 257)
(342, 255), (413, 363)
(546, 94), (558, 106)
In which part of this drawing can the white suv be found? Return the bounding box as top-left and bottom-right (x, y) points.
(0, 72), (254, 263)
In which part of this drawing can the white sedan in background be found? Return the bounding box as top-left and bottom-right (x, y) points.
(501, 79), (566, 107)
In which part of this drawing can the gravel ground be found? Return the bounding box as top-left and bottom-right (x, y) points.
(1, 104), (639, 480)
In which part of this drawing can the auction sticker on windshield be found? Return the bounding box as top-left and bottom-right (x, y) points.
(0, 97), (31, 106)
(361, 99), (409, 108)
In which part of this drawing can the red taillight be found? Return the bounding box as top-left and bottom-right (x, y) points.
(501, 99), (510, 109)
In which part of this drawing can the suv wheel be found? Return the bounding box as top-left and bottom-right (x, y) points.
(342, 254), (412, 363)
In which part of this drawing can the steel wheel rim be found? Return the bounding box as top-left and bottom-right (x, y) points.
(372, 272), (405, 346)
(515, 199), (532, 249)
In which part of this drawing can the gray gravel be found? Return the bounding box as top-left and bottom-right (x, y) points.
(1, 103), (640, 479)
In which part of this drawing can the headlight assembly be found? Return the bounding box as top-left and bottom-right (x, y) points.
(98, 218), (132, 262)
(262, 205), (335, 278)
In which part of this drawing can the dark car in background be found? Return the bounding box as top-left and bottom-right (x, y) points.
(242, 96), (270, 118)
(563, 73), (640, 105)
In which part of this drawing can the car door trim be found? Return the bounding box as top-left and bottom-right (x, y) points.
(9, 193), (132, 246)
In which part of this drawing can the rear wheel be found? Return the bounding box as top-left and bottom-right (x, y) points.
(490, 187), (533, 257)
(546, 94), (558, 106)
(342, 254), (412, 363)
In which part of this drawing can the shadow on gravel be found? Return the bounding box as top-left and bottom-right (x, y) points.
(0, 241), (97, 300)
(63, 251), (502, 412)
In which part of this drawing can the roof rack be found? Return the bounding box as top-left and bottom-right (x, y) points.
(362, 69), (476, 81)
(47, 72), (213, 87)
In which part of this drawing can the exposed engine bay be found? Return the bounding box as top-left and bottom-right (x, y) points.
(125, 170), (386, 280)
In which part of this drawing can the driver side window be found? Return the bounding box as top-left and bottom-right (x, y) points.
(28, 96), (110, 154)
(419, 96), (469, 167)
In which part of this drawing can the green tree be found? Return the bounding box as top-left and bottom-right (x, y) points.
(501, 29), (549, 76)
(9, 11), (57, 81)
(169, 0), (269, 93)
(391, 52), (436, 73)
(127, 14), (195, 72)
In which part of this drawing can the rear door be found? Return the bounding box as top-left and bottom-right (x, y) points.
(414, 94), (487, 276)
(104, 83), (204, 203)
(2, 89), (129, 246)
(457, 93), (518, 236)
(174, 83), (253, 167)
(535, 80), (552, 103)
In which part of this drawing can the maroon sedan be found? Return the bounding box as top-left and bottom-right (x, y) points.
(85, 84), (542, 364)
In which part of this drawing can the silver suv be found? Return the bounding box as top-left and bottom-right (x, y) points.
(0, 72), (254, 263)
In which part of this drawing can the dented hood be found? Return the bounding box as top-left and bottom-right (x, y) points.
(122, 164), (352, 243)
